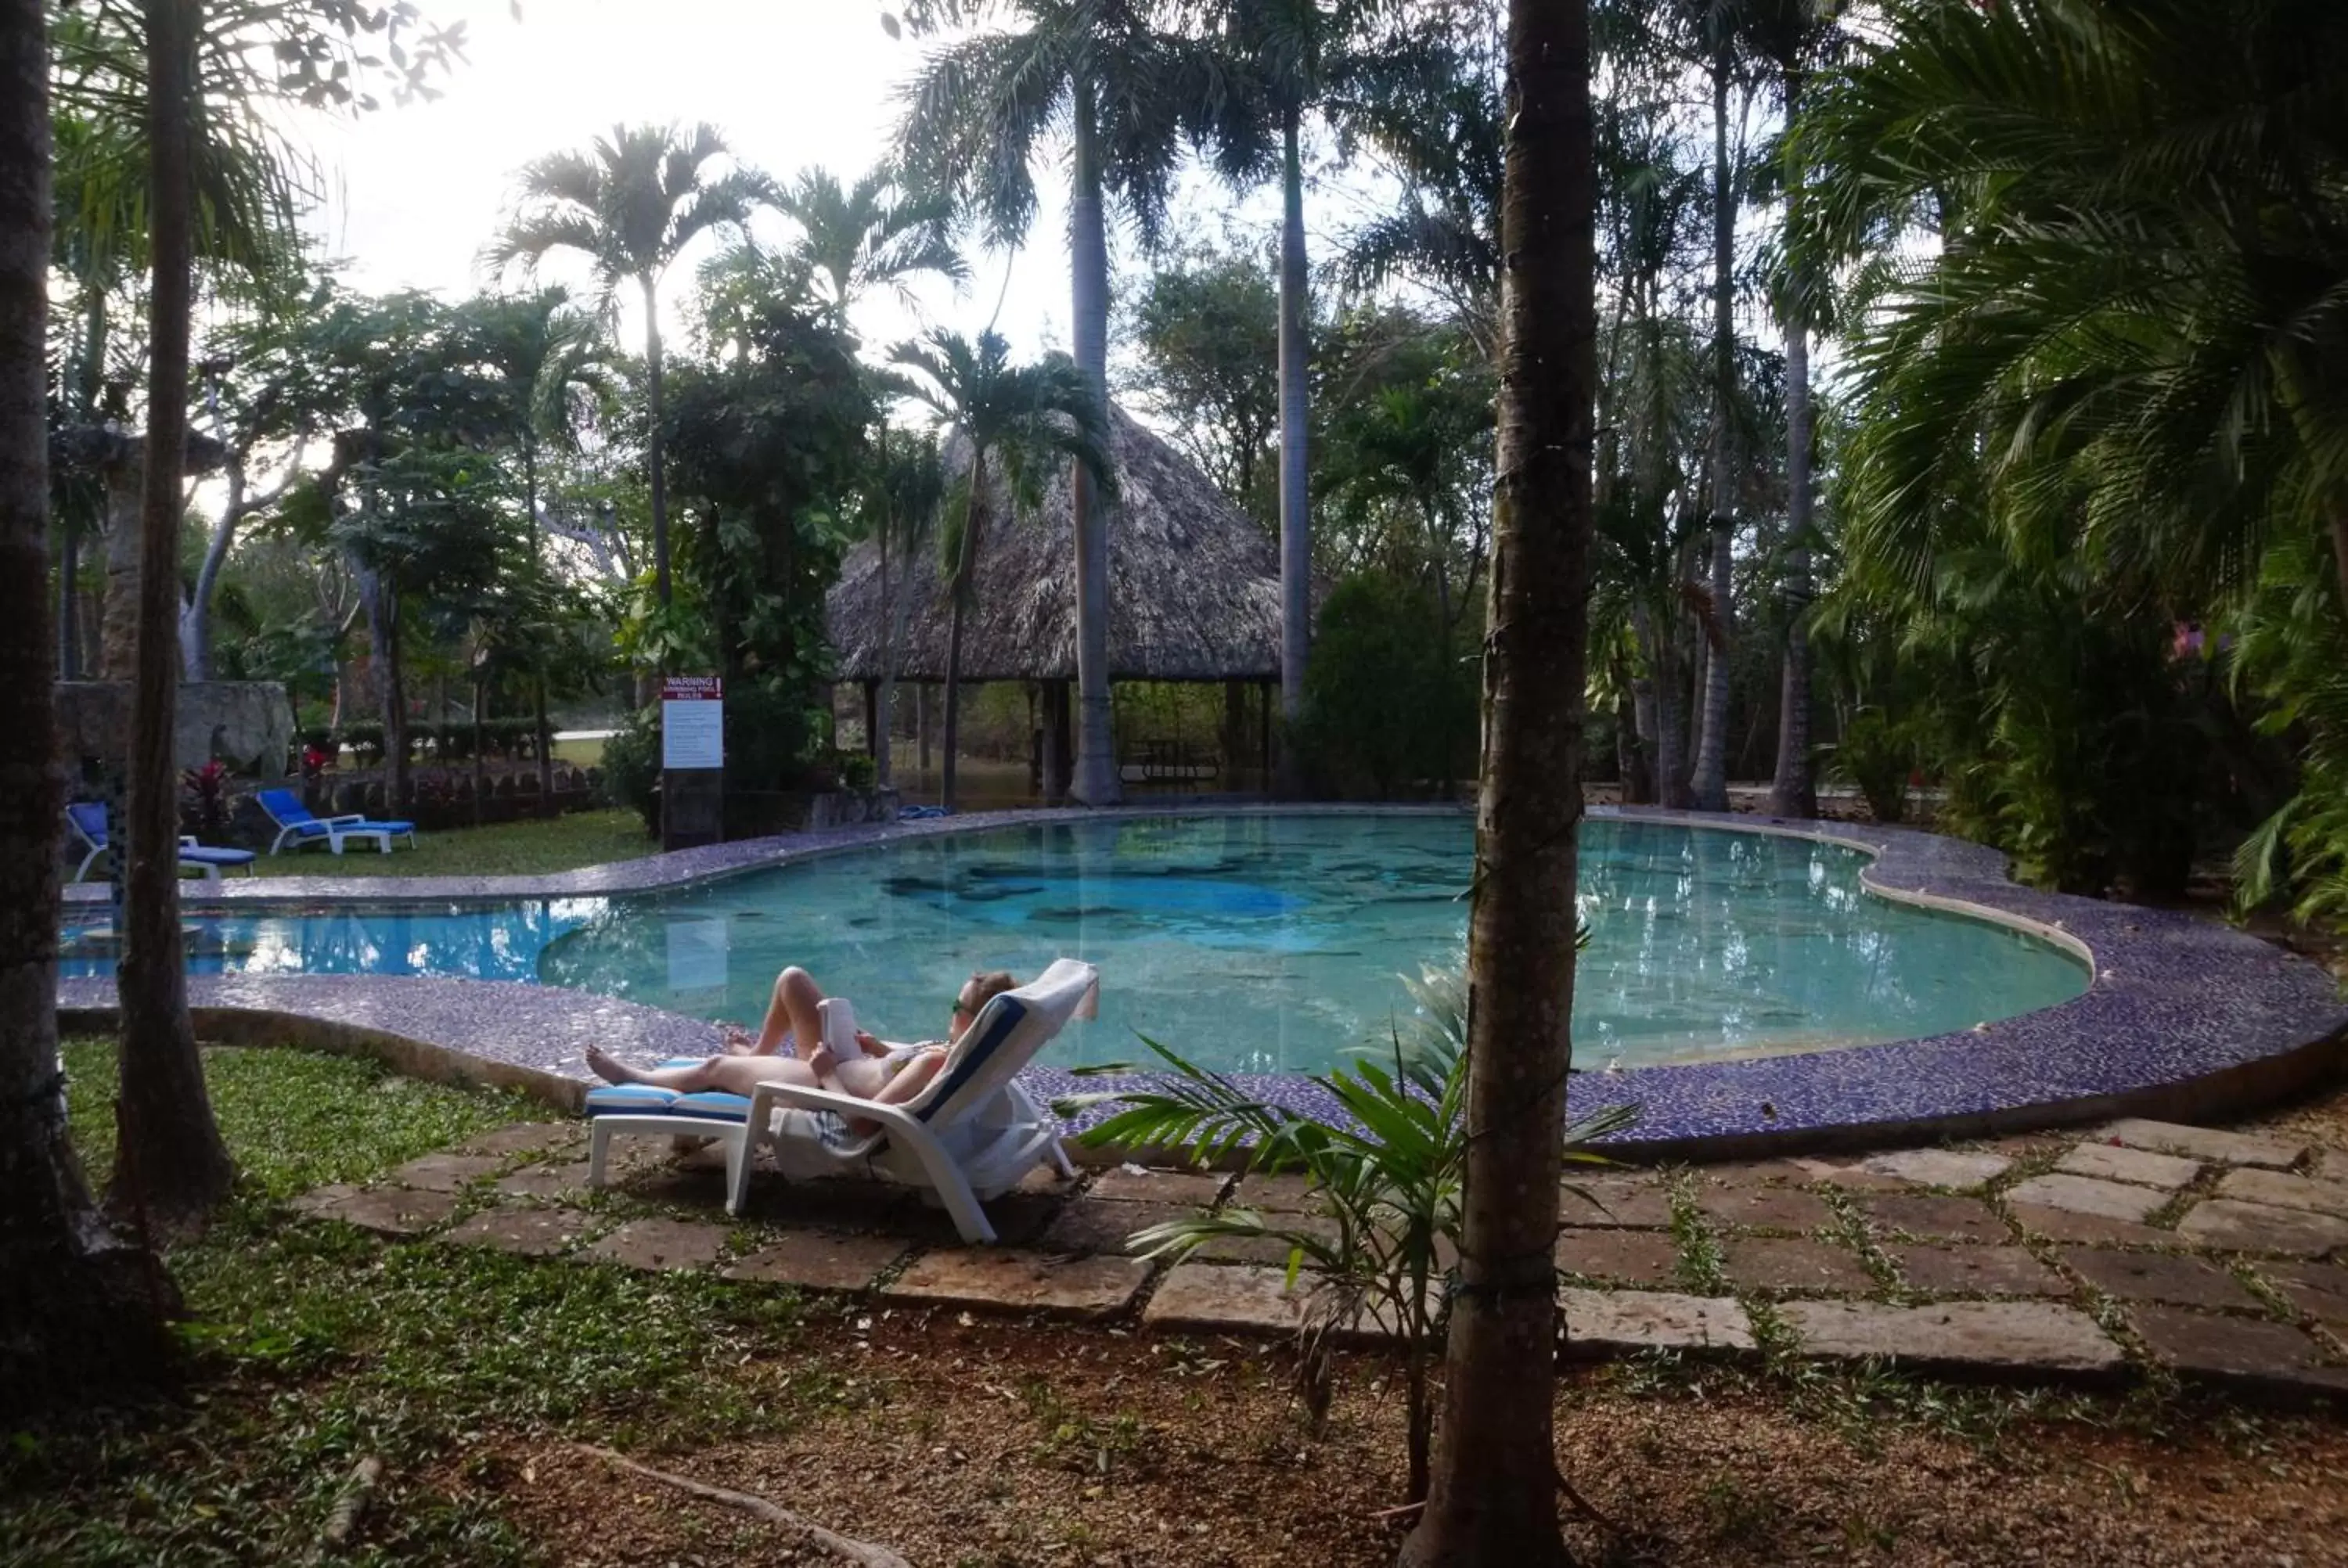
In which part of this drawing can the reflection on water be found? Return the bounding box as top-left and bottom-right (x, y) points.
(60, 818), (2091, 1075)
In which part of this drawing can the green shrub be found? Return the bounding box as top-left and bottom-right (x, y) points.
(838, 751), (879, 793)
(1295, 573), (1477, 799)
(1823, 707), (1914, 824)
(600, 704), (661, 831)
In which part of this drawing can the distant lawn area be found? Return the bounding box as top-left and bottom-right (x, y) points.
(247, 807), (654, 879)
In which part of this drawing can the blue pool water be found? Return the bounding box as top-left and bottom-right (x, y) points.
(61, 815), (2090, 1073)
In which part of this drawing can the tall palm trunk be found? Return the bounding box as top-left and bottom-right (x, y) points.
(113, 0), (232, 1228)
(1639, 601), (1691, 807)
(1399, 0), (1597, 1559)
(941, 452), (989, 815)
(533, 674), (554, 815)
(1691, 49), (1737, 813)
(1769, 233), (1817, 814)
(877, 520), (919, 793)
(1275, 106), (1313, 799)
(1066, 80), (1121, 806)
(641, 274), (672, 610)
(0, 0), (179, 1413)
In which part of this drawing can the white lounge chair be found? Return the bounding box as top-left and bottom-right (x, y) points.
(583, 958), (1097, 1243)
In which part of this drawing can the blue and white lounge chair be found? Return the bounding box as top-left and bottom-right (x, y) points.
(584, 958), (1097, 1243)
(255, 787), (416, 856)
(66, 802), (257, 883)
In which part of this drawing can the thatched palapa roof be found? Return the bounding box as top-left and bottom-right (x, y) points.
(827, 405), (1280, 684)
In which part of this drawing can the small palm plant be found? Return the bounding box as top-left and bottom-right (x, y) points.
(1056, 948), (1632, 1507)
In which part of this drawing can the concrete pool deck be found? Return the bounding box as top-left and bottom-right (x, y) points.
(56, 804), (2348, 1160)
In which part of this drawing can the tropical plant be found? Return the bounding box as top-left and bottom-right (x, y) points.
(1403, 0), (1604, 1556)
(488, 121), (772, 610)
(769, 160), (966, 323)
(1297, 573), (1475, 799)
(895, 0), (1215, 807)
(1796, 0), (2348, 911)
(888, 329), (1114, 813)
(1821, 704), (1910, 824)
(1122, 247), (1282, 526)
(1061, 959), (1628, 1511)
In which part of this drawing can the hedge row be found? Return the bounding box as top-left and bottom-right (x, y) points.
(302, 719), (551, 765)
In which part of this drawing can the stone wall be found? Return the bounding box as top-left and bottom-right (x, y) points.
(54, 680), (294, 776)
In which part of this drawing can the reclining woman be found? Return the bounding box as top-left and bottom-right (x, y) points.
(583, 967), (1021, 1127)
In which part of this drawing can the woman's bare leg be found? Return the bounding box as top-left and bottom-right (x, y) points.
(747, 966), (826, 1056)
(585, 1048), (723, 1090)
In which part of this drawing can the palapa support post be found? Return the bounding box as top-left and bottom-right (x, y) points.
(1259, 678), (1274, 797)
(862, 681), (879, 761)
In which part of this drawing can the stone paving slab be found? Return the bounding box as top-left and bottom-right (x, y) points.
(1088, 1167), (1231, 1207)
(1778, 1299), (2124, 1378)
(1791, 1160), (1918, 1194)
(2009, 1203), (2174, 1249)
(2176, 1199), (2348, 1258)
(492, 1160), (596, 1202)
(1860, 1194), (2008, 1245)
(441, 1207), (596, 1257)
(451, 1122), (584, 1159)
(2055, 1142), (2202, 1192)
(290, 1184), (460, 1235)
(1693, 1184), (1836, 1234)
(581, 1217), (731, 1272)
(1196, 1213), (1341, 1268)
(384, 1152), (510, 1193)
(2005, 1174), (2169, 1224)
(1861, 1149), (2011, 1189)
(2101, 1119), (2307, 1171)
(1039, 1199), (1190, 1258)
(1226, 1173), (1323, 1213)
(1558, 1288), (1754, 1358)
(882, 1250), (1152, 1319)
(1554, 1228), (1683, 1288)
(1142, 1263), (1316, 1336)
(1720, 1237), (1876, 1296)
(1891, 1245), (2067, 1298)
(2129, 1306), (2348, 1403)
(1558, 1180), (1673, 1229)
(2259, 1261), (2348, 1327)
(723, 1232), (910, 1293)
(2060, 1247), (2261, 1312)
(2216, 1168), (2348, 1221)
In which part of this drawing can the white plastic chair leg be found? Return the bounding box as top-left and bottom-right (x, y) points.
(722, 1130), (751, 1216)
(587, 1120), (612, 1189)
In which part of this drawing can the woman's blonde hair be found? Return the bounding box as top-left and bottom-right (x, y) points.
(961, 970), (1017, 1015)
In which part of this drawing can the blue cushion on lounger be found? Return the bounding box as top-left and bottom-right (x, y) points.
(667, 1091), (753, 1121)
(584, 1084), (682, 1117)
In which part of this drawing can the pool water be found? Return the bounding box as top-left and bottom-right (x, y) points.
(60, 815), (2090, 1074)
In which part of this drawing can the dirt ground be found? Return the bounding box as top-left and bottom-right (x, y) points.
(476, 1307), (2348, 1568)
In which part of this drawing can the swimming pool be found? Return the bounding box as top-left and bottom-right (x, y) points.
(60, 815), (2090, 1074)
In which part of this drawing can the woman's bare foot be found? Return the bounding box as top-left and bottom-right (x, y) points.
(585, 1045), (647, 1085)
(720, 1023), (758, 1056)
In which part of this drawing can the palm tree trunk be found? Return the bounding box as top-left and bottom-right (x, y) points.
(1769, 317), (1817, 820)
(471, 671), (488, 828)
(641, 275), (672, 610)
(0, 0), (182, 1411)
(876, 520), (917, 794)
(941, 454), (988, 815)
(180, 460), (239, 682)
(1275, 106), (1313, 799)
(112, 0), (232, 1229)
(2330, 505), (2348, 619)
(1691, 50), (1738, 814)
(1639, 601), (1691, 807)
(1066, 78), (1122, 807)
(1399, 0), (1597, 1559)
(533, 674), (554, 816)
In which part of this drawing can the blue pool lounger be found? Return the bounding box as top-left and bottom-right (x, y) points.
(66, 803), (257, 883)
(255, 788), (417, 855)
(583, 958), (1097, 1243)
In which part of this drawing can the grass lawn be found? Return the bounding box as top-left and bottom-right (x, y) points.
(245, 808), (654, 879)
(4, 1041), (818, 1565)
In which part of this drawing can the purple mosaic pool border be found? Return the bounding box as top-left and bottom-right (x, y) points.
(56, 804), (2348, 1160)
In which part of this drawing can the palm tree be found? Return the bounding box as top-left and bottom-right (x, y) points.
(0, 0), (178, 1411)
(1190, 0), (1385, 793)
(1742, 0), (1840, 820)
(862, 427), (948, 791)
(896, 0), (1212, 807)
(488, 123), (770, 609)
(772, 162), (966, 325)
(888, 329), (1114, 813)
(112, 0), (236, 1227)
(1400, 0), (1601, 1557)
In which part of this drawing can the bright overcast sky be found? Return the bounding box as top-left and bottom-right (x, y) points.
(302, 0), (1305, 379)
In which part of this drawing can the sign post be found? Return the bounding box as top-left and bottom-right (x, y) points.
(660, 675), (725, 851)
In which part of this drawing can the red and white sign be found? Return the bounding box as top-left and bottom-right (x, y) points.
(661, 675), (725, 770)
